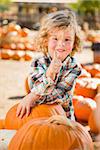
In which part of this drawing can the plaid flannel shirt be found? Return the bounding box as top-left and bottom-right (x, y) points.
(28, 53), (81, 120)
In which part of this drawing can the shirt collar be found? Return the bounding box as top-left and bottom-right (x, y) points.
(63, 55), (71, 67)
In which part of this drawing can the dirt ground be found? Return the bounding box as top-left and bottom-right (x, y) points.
(0, 59), (30, 118)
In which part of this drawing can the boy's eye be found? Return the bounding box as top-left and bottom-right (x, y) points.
(65, 39), (70, 41)
(53, 38), (58, 40)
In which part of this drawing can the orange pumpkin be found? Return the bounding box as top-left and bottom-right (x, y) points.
(95, 73), (100, 78)
(19, 28), (29, 37)
(97, 84), (100, 93)
(74, 78), (100, 99)
(25, 77), (30, 94)
(5, 104), (66, 130)
(88, 109), (99, 134)
(90, 93), (100, 133)
(10, 43), (17, 50)
(0, 119), (5, 129)
(12, 51), (25, 60)
(83, 64), (100, 77)
(8, 23), (21, 33)
(72, 95), (83, 106)
(1, 50), (14, 59)
(9, 115), (94, 150)
(16, 43), (25, 51)
(74, 96), (96, 122)
(2, 43), (10, 49)
(96, 100), (100, 133)
(78, 68), (91, 78)
(23, 51), (34, 61)
(24, 43), (35, 51)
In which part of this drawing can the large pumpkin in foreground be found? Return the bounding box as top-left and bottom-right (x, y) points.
(5, 103), (66, 130)
(8, 115), (94, 150)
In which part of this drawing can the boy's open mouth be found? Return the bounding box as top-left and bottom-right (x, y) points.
(56, 49), (65, 52)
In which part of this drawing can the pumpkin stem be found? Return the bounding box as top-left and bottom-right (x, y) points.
(47, 115), (76, 129)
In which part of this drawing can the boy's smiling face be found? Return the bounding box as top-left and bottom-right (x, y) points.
(47, 26), (75, 61)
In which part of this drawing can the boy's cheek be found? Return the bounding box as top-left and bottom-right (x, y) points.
(66, 44), (73, 51)
(48, 40), (57, 48)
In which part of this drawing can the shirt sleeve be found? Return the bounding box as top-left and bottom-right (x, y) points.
(56, 62), (82, 94)
(28, 58), (54, 95)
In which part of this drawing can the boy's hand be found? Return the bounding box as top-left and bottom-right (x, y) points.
(51, 50), (62, 73)
(46, 51), (62, 80)
(16, 93), (39, 119)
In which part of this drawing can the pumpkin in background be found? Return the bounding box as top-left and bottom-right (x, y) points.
(23, 51), (34, 61)
(88, 93), (100, 134)
(78, 68), (91, 78)
(9, 115), (94, 150)
(5, 104), (66, 130)
(25, 77), (30, 94)
(0, 119), (5, 129)
(2, 43), (10, 49)
(7, 23), (21, 33)
(83, 64), (100, 77)
(74, 78), (100, 99)
(10, 43), (17, 50)
(74, 96), (96, 122)
(88, 109), (99, 134)
(12, 51), (25, 60)
(24, 43), (34, 51)
(19, 28), (30, 37)
(1, 26), (8, 37)
(95, 94), (100, 133)
(16, 43), (25, 51)
(97, 84), (100, 93)
(72, 95), (83, 106)
(95, 73), (100, 78)
(1, 50), (14, 60)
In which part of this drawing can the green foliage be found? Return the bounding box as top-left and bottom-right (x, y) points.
(0, 0), (11, 12)
(0, 0), (11, 4)
(69, 0), (100, 14)
(0, 5), (9, 12)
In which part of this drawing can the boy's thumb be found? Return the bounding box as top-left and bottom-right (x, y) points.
(54, 50), (60, 60)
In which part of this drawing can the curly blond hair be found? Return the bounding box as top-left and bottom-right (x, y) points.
(36, 9), (82, 56)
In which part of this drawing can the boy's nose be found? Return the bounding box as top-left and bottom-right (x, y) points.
(58, 41), (65, 47)
(62, 43), (65, 46)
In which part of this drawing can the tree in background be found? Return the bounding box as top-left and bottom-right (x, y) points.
(0, 0), (11, 12)
(69, 0), (100, 29)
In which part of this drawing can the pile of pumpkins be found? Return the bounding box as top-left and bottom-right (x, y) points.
(0, 23), (38, 61)
(87, 30), (100, 43)
(72, 63), (100, 134)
